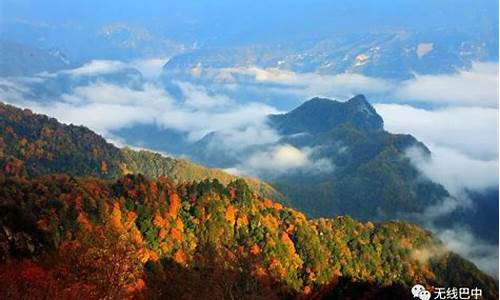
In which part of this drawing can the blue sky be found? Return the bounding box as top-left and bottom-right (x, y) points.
(1, 0), (498, 45)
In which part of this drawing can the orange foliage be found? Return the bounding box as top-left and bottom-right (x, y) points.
(168, 193), (181, 218)
(76, 213), (92, 232)
(225, 205), (237, 226)
(36, 218), (51, 231)
(153, 212), (166, 228)
(173, 250), (187, 265)
(159, 228), (168, 239)
(100, 161), (108, 173)
(125, 278), (146, 294)
(269, 258), (286, 278)
(303, 285), (312, 295)
(171, 228), (182, 241)
(124, 211), (137, 230)
(273, 202), (283, 211)
(130, 227), (143, 245)
(263, 199), (274, 208)
(250, 244), (261, 255)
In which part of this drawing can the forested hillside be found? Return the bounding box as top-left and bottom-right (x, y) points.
(0, 173), (496, 299)
(0, 102), (281, 200)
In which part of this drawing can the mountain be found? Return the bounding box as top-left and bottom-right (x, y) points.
(266, 96), (443, 221)
(0, 40), (72, 77)
(162, 31), (498, 83)
(0, 102), (281, 201)
(268, 95), (384, 134)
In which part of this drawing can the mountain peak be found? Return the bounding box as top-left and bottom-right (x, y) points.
(269, 95), (384, 135)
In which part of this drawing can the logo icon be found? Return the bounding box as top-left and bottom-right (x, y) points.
(411, 284), (431, 300)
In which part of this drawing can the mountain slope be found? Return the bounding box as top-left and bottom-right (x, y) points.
(0, 173), (497, 299)
(265, 95), (449, 221)
(0, 102), (281, 200)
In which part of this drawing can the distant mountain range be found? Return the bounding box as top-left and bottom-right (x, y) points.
(0, 40), (72, 77)
(0, 102), (497, 299)
(162, 31), (497, 81)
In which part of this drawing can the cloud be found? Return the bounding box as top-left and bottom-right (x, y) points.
(174, 80), (232, 109)
(212, 66), (393, 100)
(61, 60), (130, 77)
(407, 145), (498, 196)
(375, 103), (498, 160)
(207, 62), (498, 109)
(394, 62), (499, 107)
(374, 102), (498, 196)
(130, 57), (169, 79)
(22, 82), (171, 134)
(9, 78), (280, 153)
(233, 144), (334, 176)
(436, 227), (499, 277)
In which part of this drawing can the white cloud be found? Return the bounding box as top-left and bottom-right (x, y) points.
(23, 82), (172, 134)
(437, 227), (499, 277)
(375, 103), (498, 160)
(130, 57), (169, 79)
(235, 144), (334, 176)
(406, 145), (498, 196)
(10, 79), (280, 152)
(375, 102), (498, 196)
(213, 66), (392, 100)
(394, 62), (499, 107)
(174, 80), (232, 109)
(62, 60), (130, 77)
(209, 62), (498, 109)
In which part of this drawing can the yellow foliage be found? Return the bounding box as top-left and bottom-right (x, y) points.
(110, 202), (123, 232)
(148, 250), (159, 262)
(236, 214), (249, 228)
(280, 232), (296, 255)
(130, 227), (143, 245)
(160, 240), (173, 253)
(261, 214), (279, 231)
(175, 218), (184, 232)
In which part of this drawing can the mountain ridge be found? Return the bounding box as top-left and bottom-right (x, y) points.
(0, 102), (282, 201)
(268, 95), (384, 135)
